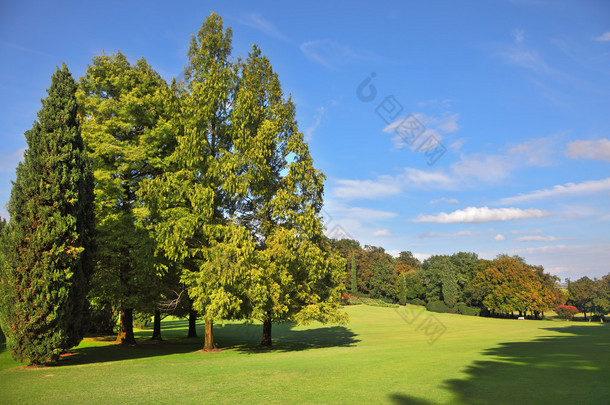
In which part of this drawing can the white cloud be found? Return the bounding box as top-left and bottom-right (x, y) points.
(340, 206), (398, 222)
(565, 139), (610, 162)
(513, 29), (525, 43)
(515, 235), (559, 242)
(0, 148), (26, 173)
(451, 153), (515, 183)
(332, 137), (563, 200)
(333, 176), (403, 199)
(413, 252), (432, 262)
(499, 177), (610, 204)
(300, 40), (364, 69)
(449, 138), (466, 151)
(508, 137), (555, 166)
(594, 32), (610, 42)
(372, 229), (392, 237)
(496, 47), (552, 74)
(304, 106), (326, 141)
(333, 167), (456, 200)
(510, 229), (542, 235)
(429, 197), (459, 205)
(402, 168), (456, 189)
(385, 112), (460, 151)
(413, 206), (551, 224)
(238, 13), (289, 42)
(508, 243), (610, 279)
(419, 230), (473, 238)
(494, 234), (506, 241)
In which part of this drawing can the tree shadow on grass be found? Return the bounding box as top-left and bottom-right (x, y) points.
(48, 337), (203, 368)
(214, 322), (360, 353)
(50, 319), (359, 367)
(389, 324), (610, 405)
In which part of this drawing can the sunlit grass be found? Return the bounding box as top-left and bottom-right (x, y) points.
(0, 306), (608, 404)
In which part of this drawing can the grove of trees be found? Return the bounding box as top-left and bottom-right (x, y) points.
(0, 13), (346, 364)
(330, 238), (610, 321)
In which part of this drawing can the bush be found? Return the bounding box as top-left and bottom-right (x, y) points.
(426, 300), (451, 313)
(555, 305), (579, 321)
(457, 302), (481, 316)
(408, 298), (426, 307)
(359, 297), (399, 308)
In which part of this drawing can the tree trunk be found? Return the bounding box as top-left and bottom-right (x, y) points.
(151, 309), (162, 340)
(116, 307), (136, 345)
(203, 318), (214, 350)
(188, 309), (198, 338)
(261, 319), (272, 347)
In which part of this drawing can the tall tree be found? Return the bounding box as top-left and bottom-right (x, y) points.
(0, 65), (94, 364)
(398, 273), (407, 305)
(396, 251), (420, 274)
(350, 253), (358, 294)
(440, 262), (458, 309)
(567, 276), (596, 320)
(473, 255), (555, 318)
(77, 52), (173, 344)
(142, 13), (253, 350)
(232, 45), (347, 346)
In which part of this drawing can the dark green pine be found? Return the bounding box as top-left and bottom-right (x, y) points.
(0, 64), (94, 365)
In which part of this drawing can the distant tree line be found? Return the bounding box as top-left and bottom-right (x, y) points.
(329, 238), (610, 320)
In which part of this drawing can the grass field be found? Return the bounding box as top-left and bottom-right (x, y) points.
(0, 305), (608, 404)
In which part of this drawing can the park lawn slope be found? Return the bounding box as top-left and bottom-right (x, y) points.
(0, 305), (608, 404)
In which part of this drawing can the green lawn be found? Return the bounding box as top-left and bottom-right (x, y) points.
(0, 305), (608, 404)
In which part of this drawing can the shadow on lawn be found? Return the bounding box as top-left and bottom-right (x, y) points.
(52, 319), (359, 367)
(389, 324), (610, 405)
(215, 323), (360, 353)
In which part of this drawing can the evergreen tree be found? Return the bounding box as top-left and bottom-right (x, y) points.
(77, 52), (174, 344)
(142, 13), (254, 350)
(0, 65), (94, 364)
(351, 253), (358, 294)
(398, 273), (407, 305)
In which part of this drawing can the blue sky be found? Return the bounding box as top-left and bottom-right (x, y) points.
(1, 0), (609, 280)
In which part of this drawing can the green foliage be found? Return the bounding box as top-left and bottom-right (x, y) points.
(398, 273), (407, 305)
(404, 271), (425, 301)
(457, 302), (480, 316)
(426, 300), (453, 314)
(567, 276), (610, 319)
(407, 298), (426, 306)
(473, 255), (556, 317)
(141, 15), (346, 350)
(78, 52), (173, 342)
(350, 253), (358, 294)
(84, 306), (116, 335)
(358, 297), (398, 308)
(368, 253), (397, 299)
(441, 262), (458, 309)
(133, 312), (152, 329)
(0, 65), (94, 364)
(232, 44), (346, 331)
(419, 255), (445, 302)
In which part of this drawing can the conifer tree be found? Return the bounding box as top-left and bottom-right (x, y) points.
(0, 65), (94, 364)
(233, 45), (347, 346)
(142, 13), (254, 350)
(351, 253), (358, 294)
(398, 273), (407, 305)
(77, 52), (174, 344)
